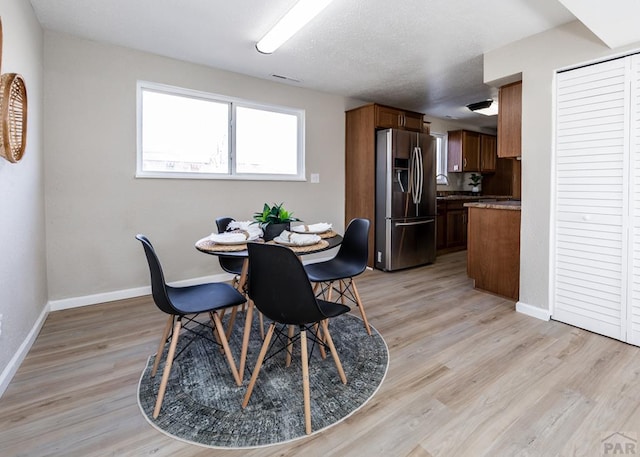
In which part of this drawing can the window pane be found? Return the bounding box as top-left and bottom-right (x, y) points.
(141, 90), (229, 174)
(235, 106), (298, 175)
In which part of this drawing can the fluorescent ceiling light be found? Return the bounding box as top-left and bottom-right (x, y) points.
(256, 0), (334, 54)
(466, 99), (499, 116)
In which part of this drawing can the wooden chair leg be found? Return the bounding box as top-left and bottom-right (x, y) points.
(151, 315), (174, 377)
(286, 325), (295, 367)
(237, 259), (249, 292)
(327, 281), (334, 301)
(321, 320), (347, 384)
(351, 280), (371, 336)
(153, 318), (182, 418)
(313, 282), (320, 295)
(225, 305), (238, 340)
(339, 280), (346, 305)
(314, 322), (327, 359)
(300, 329), (312, 435)
(243, 323), (275, 408)
(211, 311), (241, 386)
(239, 300), (255, 383)
(259, 311), (265, 340)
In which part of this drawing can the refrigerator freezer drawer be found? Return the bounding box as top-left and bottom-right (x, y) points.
(375, 218), (436, 271)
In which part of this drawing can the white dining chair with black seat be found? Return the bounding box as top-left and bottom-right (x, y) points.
(304, 218), (372, 335)
(242, 242), (350, 435)
(135, 234), (247, 419)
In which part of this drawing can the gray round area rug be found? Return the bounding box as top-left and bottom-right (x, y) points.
(137, 313), (389, 449)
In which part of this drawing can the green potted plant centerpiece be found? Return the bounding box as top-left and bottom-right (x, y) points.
(469, 173), (482, 194)
(253, 202), (301, 241)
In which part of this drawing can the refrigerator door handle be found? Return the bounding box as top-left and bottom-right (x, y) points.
(410, 146), (419, 205)
(394, 219), (434, 227)
(415, 146), (423, 204)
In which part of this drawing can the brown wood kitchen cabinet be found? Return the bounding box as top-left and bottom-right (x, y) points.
(481, 157), (521, 199)
(436, 200), (447, 251)
(436, 199), (470, 254)
(345, 103), (426, 266)
(445, 201), (467, 249)
(480, 133), (497, 173)
(466, 203), (521, 300)
(375, 104), (425, 132)
(447, 130), (480, 172)
(498, 81), (522, 158)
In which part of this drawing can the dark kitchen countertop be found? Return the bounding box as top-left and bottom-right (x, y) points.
(436, 194), (513, 201)
(464, 200), (521, 210)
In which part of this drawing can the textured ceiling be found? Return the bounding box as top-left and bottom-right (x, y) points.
(29, 0), (578, 128)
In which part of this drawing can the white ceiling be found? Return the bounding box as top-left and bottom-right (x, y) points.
(28, 0), (582, 128)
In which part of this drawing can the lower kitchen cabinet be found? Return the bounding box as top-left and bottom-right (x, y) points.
(436, 202), (447, 251)
(446, 207), (467, 249)
(437, 199), (469, 254)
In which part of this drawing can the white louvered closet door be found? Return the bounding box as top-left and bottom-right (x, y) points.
(627, 55), (640, 345)
(553, 57), (630, 341)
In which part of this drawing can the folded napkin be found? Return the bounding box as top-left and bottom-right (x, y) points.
(225, 220), (263, 238)
(277, 230), (321, 246)
(291, 222), (332, 233)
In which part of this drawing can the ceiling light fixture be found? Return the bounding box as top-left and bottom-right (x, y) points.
(256, 0), (334, 54)
(466, 99), (499, 116)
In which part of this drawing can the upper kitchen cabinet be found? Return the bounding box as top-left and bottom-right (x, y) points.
(447, 130), (480, 172)
(498, 81), (522, 158)
(480, 134), (497, 173)
(375, 104), (425, 132)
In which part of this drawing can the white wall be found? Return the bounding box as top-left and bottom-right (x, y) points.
(43, 32), (356, 302)
(0, 1), (46, 393)
(484, 20), (640, 314)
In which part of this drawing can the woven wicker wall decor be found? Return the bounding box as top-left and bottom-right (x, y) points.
(0, 16), (28, 163)
(0, 73), (27, 163)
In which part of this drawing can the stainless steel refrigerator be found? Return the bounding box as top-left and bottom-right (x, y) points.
(375, 128), (436, 271)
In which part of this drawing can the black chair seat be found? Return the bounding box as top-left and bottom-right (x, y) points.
(305, 258), (363, 283)
(167, 283), (246, 315)
(317, 298), (350, 318)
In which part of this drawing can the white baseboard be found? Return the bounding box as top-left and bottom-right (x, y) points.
(0, 303), (49, 398)
(48, 272), (234, 311)
(516, 301), (551, 321)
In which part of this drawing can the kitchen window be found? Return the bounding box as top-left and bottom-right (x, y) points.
(136, 81), (305, 180)
(433, 133), (448, 184)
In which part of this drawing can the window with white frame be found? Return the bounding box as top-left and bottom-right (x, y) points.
(136, 81), (305, 180)
(433, 133), (448, 184)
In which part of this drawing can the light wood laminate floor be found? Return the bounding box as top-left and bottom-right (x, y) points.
(1, 251), (639, 456)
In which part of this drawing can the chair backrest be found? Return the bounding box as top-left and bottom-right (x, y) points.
(214, 217), (244, 275)
(247, 243), (326, 325)
(135, 234), (177, 315)
(215, 217), (234, 233)
(334, 218), (370, 274)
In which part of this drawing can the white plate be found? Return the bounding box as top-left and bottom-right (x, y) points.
(291, 225), (331, 234)
(273, 235), (319, 246)
(210, 235), (259, 245)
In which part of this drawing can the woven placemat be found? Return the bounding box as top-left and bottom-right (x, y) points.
(195, 238), (263, 252)
(319, 230), (338, 239)
(267, 239), (329, 253)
